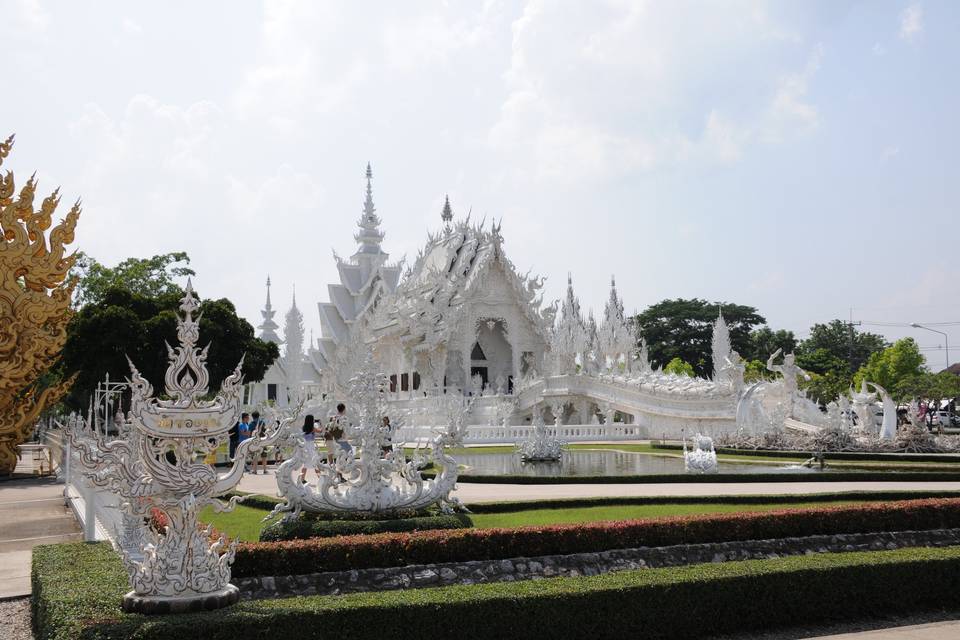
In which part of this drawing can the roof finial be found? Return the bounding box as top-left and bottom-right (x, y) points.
(441, 194), (453, 225)
(258, 275), (281, 343)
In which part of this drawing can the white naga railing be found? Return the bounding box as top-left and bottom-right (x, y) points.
(395, 422), (648, 446)
(43, 427), (125, 546)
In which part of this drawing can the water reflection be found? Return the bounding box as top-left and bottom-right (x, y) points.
(457, 450), (835, 477)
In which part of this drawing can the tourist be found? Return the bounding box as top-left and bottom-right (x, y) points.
(323, 408), (339, 464)
(237, 412), (251, 471)
(298, 414), (318, 484)
(250, 411), (269, 474)
(228, 419), (240, 459)
(381, 416), (393, 456)
(332, 403), (353, 458)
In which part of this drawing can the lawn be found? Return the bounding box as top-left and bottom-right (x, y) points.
(201, 498), (874, 542)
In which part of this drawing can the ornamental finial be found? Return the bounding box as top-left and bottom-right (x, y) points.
(441, 194), (453, 225)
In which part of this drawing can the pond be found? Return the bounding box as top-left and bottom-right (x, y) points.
(455, 449), (839, 477)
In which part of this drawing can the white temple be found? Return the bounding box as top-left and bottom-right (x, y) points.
(249, 165), (745, 438)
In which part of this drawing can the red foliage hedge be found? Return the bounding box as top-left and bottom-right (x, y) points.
(232, 498), (960, 579)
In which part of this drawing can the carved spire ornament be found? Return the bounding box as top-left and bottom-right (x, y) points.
(257, 275), (281, 343)
(65, 281), (287, 613)
(0, 135), (80, 475)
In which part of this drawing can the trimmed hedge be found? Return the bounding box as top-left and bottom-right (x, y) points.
(232, 497), (960, 578)
(259, 512), (472, 541)
(32, 542), (960, 640)
(651, 442), (960, 463)
(464, 489), (960, 513)
(426, 470), (960, 483)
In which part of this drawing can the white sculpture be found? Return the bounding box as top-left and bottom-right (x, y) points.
(65, 281), (286, 613)
(683, 433), (718, 474)
(518, 411), (564, 461)
(267, 354), (472, 519)
(850, 380), (878, 434)
(765, 349), (811, 419)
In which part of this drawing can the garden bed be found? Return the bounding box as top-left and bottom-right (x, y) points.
(32, 542), (960, 640)
(232, 498), (960, 578)
(260, 512), (472, 541)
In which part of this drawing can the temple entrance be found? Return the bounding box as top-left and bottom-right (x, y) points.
(472, 319), (513, 392)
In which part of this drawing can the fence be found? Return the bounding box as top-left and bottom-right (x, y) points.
(395, 422), (648, 446)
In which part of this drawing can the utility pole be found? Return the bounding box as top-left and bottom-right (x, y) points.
(846, 308), (862, 372)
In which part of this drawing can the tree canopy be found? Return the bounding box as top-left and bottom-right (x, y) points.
(60, 253), (278, 411)
(663, 357), (695, 377)
(852, 337), (926, 399)
(71, 251), (196, 307)
(632, 298), (765, 377)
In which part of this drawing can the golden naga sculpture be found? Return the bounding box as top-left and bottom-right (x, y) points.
(0, 135), (80, 475)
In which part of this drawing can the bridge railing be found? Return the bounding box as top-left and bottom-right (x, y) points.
(395, 422), (648, 446)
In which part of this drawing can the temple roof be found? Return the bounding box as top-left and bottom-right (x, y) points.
(374, 209), (552, 351)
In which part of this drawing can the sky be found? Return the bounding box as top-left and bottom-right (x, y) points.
(1, 0), (958, 369)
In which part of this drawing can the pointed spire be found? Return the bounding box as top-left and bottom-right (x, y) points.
(354, 162), (385, 255)
(257, 275), (281, 344)
(441, 194), (453, 225)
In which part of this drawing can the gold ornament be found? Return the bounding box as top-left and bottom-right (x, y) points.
(0, 135), (80, 475)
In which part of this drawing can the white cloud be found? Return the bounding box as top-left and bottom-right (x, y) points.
(122, 18), (143, 35)
(486, 2), (825, 184)
(881, 146), (901, 161)
(899, 4), (923, 42)
(872, 43), (886, 56)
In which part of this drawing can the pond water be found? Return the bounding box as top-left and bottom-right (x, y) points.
(456, 449), (840, 477)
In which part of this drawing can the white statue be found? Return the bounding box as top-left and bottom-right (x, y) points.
(683, 433), (718, 474)
(850, 380), (878, 434)
(268, 353), (472, 518)
(518, 411), (564, 461)
(66, 281), (286, 613)
(766, 349), (811, 419)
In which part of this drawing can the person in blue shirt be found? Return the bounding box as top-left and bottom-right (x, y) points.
(237, 413), (251, 471)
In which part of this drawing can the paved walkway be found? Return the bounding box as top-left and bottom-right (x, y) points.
(807, 621), (960, 639)
(236, 470), (960, 503)
(0, 476), (81, 599)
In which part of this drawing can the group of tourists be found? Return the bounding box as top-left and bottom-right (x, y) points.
(298, 404), (395, 483)
(228, 404), (396, 481)
(228, 411), (282, 473)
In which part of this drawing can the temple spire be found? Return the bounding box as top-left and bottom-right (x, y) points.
(258, 275), (281, 344)
(354, 162), (385, 255)
(441, 194), (453, 225)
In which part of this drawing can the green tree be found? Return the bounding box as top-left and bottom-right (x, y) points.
(853, 338), (926, 399)
(743, 359), (774, 384)
(801, 370), (851, 406)
(61, 286), (278, 411)
(797, 320), (887, 374)
(663, 357), (695, 377)
(72, 251), (196, 307)
(894, 371), (960, 405)
(744, 327), (797, 362)
(632, 299), (765, 377)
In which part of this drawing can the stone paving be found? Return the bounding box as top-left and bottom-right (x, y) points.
(806, 621), (960, 639)
(236, 468), (960, 503)
(0, 476), (81, 599)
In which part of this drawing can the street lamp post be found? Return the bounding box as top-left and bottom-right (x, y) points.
(911, 323), (950, 370)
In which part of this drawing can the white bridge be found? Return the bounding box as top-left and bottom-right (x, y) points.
(392, 373), (737, 445)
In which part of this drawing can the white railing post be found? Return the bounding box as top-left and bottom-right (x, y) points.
(83, 479), (96, 541)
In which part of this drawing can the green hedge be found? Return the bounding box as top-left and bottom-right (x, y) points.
(652, 442), (960, 463)
(426, 470), (960, 483)
(233, 498), (960, 578)
(464, 489), (960, 513)
(32, 542), (960, 639)
(259, 512), (472, 541)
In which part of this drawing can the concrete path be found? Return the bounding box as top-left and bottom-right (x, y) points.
(236, 469), (960, 503)
(0, 477), (81, 599)
(806, 621), (960, 639)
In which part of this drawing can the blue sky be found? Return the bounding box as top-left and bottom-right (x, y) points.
(1, 1), (957, 368)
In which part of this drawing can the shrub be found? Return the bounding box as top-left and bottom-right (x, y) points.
(233, 497), (960, 578)
(32, 542), (960, 639)
(424, 470), (960, 483)
(259, 513), (472, 541)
